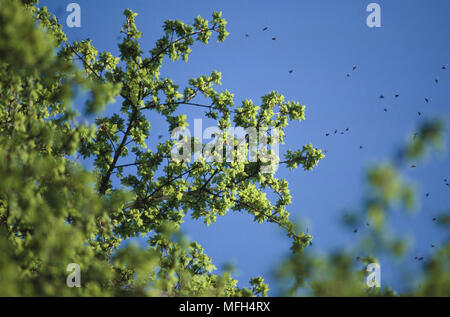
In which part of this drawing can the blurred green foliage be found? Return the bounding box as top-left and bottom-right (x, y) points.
(275, 120), (450, 296)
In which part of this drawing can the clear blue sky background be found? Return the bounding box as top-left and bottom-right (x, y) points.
(41, 0), (450, 295)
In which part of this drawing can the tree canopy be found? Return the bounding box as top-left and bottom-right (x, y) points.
(0, 0), (324, 296)
(0, 0), (448, 297)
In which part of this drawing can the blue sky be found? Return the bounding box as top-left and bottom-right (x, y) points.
(41, 0), (450, 295)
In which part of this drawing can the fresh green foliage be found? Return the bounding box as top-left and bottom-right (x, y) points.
(3, 0), (446, 298)
(0, 0), (324, 296)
